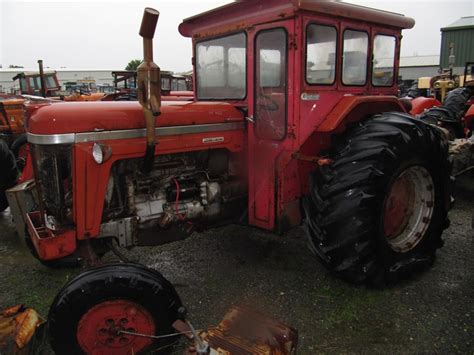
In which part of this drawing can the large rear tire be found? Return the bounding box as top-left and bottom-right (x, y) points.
(48, 263), (183, 354)
(0, 140), (18, 212)
(303, 112), (453, 285)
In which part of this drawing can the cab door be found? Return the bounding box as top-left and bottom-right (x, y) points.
(247, 20), (294, 230)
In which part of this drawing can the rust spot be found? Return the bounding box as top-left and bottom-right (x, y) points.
(0, 305), (44, 352)
(292, 151), (333, 166)
(1, 305), (23, 318)
(195, 306), (298, 354)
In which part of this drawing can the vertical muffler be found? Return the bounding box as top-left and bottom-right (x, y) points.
(38, 59), (47, 97)
(137, 8), (161, 174)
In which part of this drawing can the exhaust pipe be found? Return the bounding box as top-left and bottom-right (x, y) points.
(38, 59), (47, 98)
(137, 7), (161, 174)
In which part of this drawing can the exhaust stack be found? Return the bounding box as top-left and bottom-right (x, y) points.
(137, 7), (161, 174)
(38, 59), (47, 98)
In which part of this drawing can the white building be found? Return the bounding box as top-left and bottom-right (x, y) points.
(0, 68), (120, 93)
(0, 55), (443, 93)
(399, 55), (440, 81)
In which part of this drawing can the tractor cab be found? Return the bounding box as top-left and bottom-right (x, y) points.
(12, 71), (61, 97)
(179, 0), (413, 228)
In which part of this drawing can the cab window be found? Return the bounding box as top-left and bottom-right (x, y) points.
(306, 24), (337, 85)
(196, 32), (246, 100)
(372, 35), (396, 87)
(255, 28), (287, 141)
(342, 30), (368, 86)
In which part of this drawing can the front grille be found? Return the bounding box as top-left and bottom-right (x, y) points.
(31, 144), (73, 225)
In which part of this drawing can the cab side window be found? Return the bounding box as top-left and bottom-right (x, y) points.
(306, 24), (337, 85)
(342, 30), (368, 86)
(372, 35), (396, 87)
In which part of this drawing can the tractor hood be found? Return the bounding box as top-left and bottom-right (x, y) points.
(27, 101), (243, 135)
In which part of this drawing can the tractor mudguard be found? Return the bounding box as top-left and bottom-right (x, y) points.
(410, 96), (442, 115)
(316, 95), (405, 133)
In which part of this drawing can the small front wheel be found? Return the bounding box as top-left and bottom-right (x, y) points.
(11, 134), (28, 172)
(48, 263), (183, 354)
(0, 140), (18, 212)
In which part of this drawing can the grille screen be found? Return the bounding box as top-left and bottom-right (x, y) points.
(31, 144), (73, 224)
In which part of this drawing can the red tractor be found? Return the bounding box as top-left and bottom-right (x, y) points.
(7, 1), (453, 352)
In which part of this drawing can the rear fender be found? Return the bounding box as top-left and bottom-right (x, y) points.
(410, 96), (441, 115)
(316, 95), (405, 134)
(296, 96), (405, 196)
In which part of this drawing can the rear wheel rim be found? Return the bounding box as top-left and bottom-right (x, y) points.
(77, 299), (155, 355)
(383, 165), (435, 253)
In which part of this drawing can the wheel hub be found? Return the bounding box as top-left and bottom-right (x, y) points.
(77, 299), (155, 354)
(383, 165), (435, 253)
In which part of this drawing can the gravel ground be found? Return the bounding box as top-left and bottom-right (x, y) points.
(0, 177), (473, 354)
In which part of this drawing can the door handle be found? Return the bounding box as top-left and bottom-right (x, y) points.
(246, 115), (255, 123)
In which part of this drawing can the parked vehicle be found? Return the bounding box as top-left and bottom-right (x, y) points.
(9, 0), (453, 293)
(408, 62), (474, 138)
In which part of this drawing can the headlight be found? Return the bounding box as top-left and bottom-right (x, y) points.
(92, 143), (112, 164)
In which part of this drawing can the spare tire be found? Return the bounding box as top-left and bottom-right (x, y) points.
(48, 263), (183, 354)
(0, 140), (18, 212)
(303, 112), (453, 286)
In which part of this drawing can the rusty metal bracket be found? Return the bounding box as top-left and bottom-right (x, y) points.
(292, 152), (333, 166)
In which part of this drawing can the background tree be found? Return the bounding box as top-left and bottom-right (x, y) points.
(125, 59), (142, 71)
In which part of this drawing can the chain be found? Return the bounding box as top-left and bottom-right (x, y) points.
(118, 329), (203, 340)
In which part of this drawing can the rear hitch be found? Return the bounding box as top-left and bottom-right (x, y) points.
(137, 7), (161, 174)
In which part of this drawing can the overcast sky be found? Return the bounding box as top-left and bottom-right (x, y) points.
(1, 0), (473, 72)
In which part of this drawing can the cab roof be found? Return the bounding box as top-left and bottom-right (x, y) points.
(179, 0), (415, 38)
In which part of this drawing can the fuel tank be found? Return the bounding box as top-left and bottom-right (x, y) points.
(27, 101), (244, 135)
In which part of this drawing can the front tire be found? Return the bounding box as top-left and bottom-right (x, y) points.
(48, 263), (183, 354)
(303, 112), (452, 285)
(11, 134), (28, 171)
(0, 140), (18, 212)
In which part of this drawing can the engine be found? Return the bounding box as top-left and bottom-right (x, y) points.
(101, 149), (246, 246)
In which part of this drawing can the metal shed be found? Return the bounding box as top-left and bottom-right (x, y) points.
(440, 16), (474, 70)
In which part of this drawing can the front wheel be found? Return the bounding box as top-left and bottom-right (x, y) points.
(48, 263), (183, 354)
(0, 140), (18, 212)
(11, 134), (28, 172)
(303, 112), (453, 285)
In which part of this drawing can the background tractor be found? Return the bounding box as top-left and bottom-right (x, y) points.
(4, 1), (456, 353)
(407, 61), (474, 139)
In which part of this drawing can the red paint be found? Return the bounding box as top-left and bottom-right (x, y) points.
(383, 174), (411, 238)
(25, 211), (76, 260)
(410, 97), (441, 115)
(77, 300), (155, 355)
(179, 0), (413, 38)
(28, 101), (243, 135)
(317, 96), (404, 133)
(18, 154), (34, 183)
(464, 104), (474, 134)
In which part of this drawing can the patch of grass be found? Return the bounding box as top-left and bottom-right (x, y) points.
(2, 266), (80, 316)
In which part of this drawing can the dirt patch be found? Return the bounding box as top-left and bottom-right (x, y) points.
(0, 178), (473, 354)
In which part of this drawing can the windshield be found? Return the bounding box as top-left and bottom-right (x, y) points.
(196, 32), (246, 100)
(45, 75), (58, 89)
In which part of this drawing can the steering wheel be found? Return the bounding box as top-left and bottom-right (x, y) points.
(257, 94), (279, 112)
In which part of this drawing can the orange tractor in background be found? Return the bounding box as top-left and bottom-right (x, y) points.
(0, 97), (27, 211)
